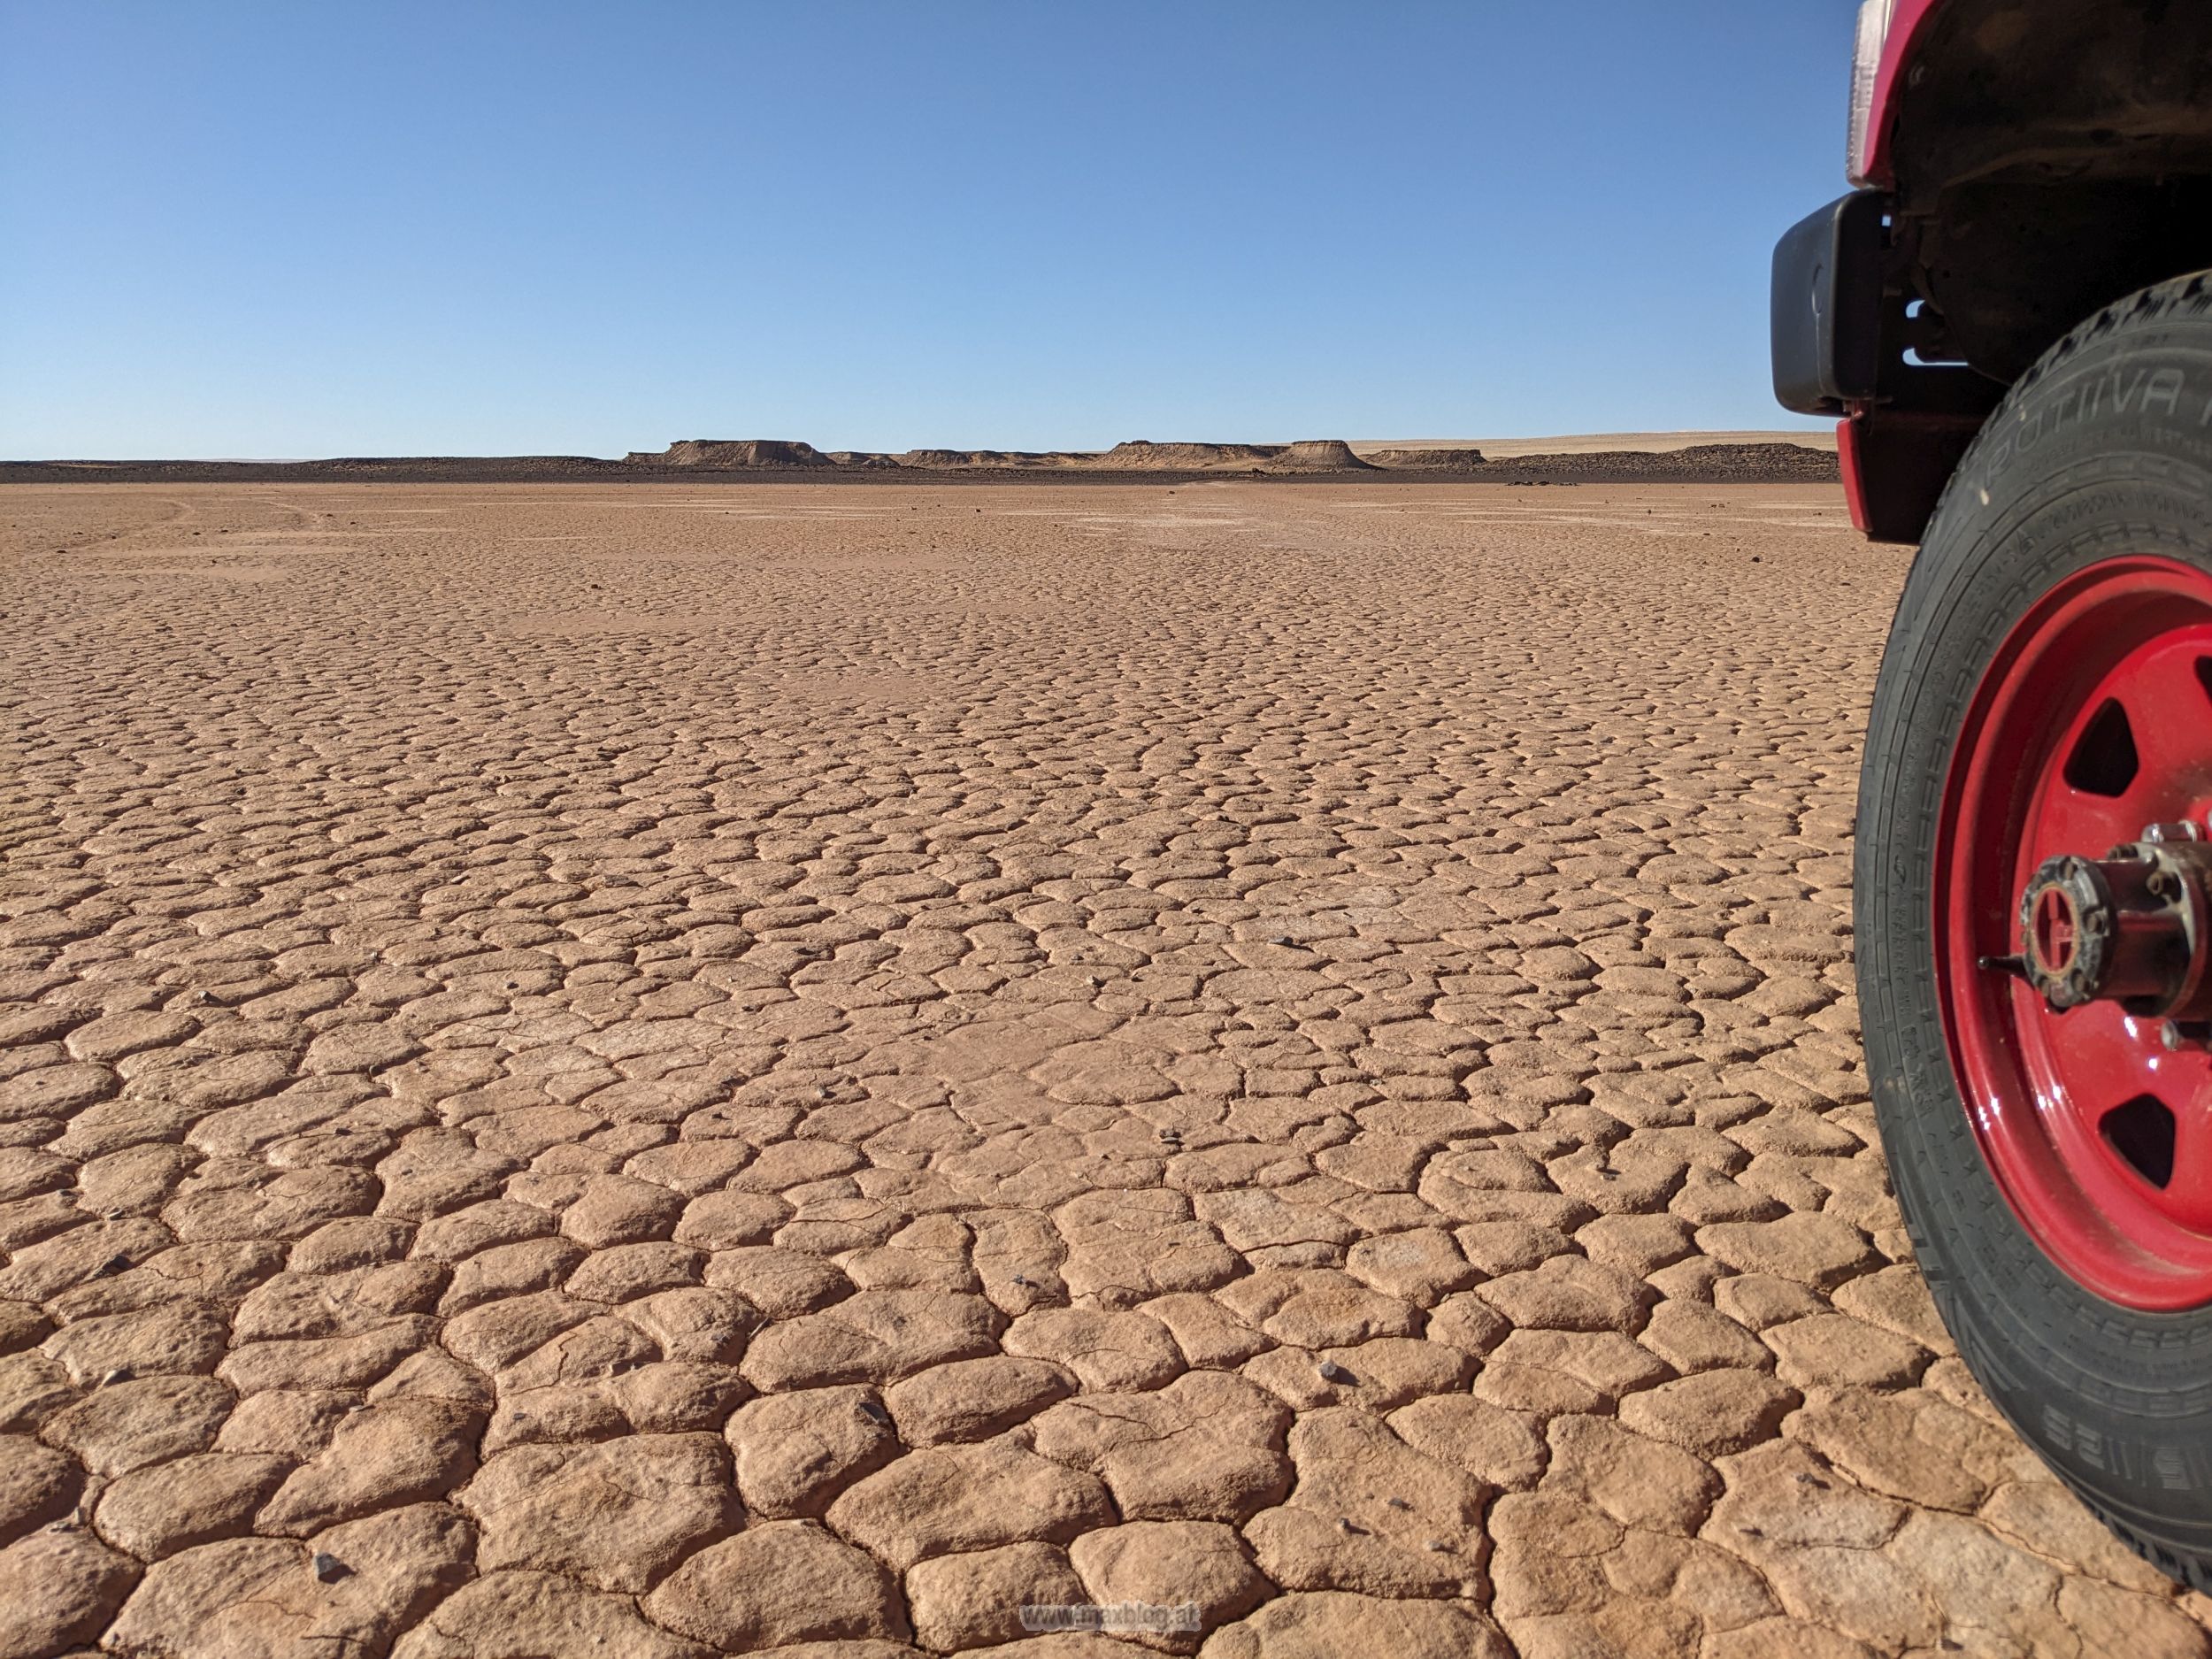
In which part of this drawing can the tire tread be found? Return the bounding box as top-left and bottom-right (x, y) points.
(1855, 267), (2212, 1590)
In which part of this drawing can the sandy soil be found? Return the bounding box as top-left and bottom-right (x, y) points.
(0, 481), (2203, 1658)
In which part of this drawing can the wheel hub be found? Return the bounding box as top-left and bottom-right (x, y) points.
(2005, 829), (2212, 1025)
(1936, 554), (2212, 1309)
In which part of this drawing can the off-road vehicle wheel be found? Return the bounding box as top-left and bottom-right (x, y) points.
(1857, 273), (2212, 1586)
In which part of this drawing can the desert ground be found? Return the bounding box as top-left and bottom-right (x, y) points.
(0, 480), (2205, 1659)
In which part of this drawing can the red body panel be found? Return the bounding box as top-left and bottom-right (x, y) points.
(1860, 0), (1948, 188)
(1837, 418), (1872, 534)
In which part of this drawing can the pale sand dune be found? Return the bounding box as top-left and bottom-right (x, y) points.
(1352, 427), (1839, 458)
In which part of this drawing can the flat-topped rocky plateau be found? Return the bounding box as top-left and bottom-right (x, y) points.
(0, 437), (1839, 488)
(0, 480), (2201, 1658)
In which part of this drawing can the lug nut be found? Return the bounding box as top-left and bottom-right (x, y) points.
(2162, 1020), (2184, 1051)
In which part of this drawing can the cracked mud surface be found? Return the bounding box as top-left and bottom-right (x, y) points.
(2, 481), (2206, 1659)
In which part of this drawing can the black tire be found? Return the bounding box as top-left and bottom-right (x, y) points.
(1857, 272), (2212, 1587)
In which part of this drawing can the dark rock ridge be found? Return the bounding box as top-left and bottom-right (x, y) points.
(1490, 443), (1838, 481)
(1368, 447), (1487, 469)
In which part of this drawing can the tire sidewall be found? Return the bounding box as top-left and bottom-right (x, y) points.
(1857, 280), (2212, 1571)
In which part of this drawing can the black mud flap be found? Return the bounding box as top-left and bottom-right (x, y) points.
(1771, 192), (1887, 416)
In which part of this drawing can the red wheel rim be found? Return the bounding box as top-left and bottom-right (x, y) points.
(1936, 554), (2212, 1310)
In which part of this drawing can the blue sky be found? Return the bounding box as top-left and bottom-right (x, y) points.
(1, 3), (1855, 458)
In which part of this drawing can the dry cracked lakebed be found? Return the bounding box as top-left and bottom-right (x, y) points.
(0, 480), (2205, 1657)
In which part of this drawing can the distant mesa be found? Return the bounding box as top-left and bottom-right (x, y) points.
(621, 437), (1387, 473)
(3, 434), (1838, 485)
(1053, 440), (1375, 472)
(488, 434), (1832, 480)
(387, 437), (1832, 480)
(895, 449), (1076, 469)
(1091, 441), (1283, 471)
(1256, 439), (1373, 472)
(626, 439), (835, 467)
